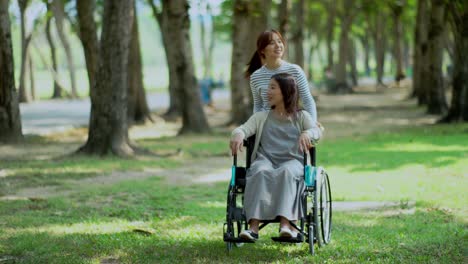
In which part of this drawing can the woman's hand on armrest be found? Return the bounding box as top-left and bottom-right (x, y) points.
(230, 133), (245, 156)
(298, 133), (312, 153)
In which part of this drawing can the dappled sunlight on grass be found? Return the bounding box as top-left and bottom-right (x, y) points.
(326, 160), (467, 209)
(372, 142), (468, 152)
(197, 200), (226, 209)
(8, 220), (153, 235)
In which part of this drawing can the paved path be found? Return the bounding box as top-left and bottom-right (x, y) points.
(19, 89), (230, 135)
(19, 77), (394, 135)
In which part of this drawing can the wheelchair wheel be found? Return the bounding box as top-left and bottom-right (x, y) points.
(315, 168), (332, 247)
(308, 223), (314, 255)
(305, 190), (318, 255)
(320, 171), (332, 244)
(225, 186), (236, 252)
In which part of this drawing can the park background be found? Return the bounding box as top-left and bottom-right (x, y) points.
(0, 0), (467, 263)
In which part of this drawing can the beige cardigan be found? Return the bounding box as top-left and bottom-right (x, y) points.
(231, 110), (322, 161)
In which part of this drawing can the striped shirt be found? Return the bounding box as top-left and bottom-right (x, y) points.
(250, 61), (317, 122)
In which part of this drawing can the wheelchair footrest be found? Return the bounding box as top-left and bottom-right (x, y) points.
(271, 233), (304, 243)
(224, 237), (255, 243)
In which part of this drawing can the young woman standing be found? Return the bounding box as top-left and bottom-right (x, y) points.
(246, 29), (318, 123)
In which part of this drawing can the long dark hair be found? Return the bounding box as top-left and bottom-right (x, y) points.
(271, 73), (299, 116)
(245, 29), (286, 78)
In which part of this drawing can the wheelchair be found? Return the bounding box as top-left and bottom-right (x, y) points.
(223, 135), (332, 255)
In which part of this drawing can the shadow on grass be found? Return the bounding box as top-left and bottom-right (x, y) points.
(1, 177), (466, 263)
(1, 208), (465, 263)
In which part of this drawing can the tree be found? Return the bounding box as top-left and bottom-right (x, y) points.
(52, 0), (78, 98)
(440, 0), (468, 122)
(369, 2), (389, 87)
(278, 0), (290, 46)
(0, 0), (23, 142)
(127, 2), (152, 124)
(147, 0), (181, 118)
(161, 0), (210, 134)
(412, 0), (428, 103)
(390, 0), (406, 85)
(198, 0), (216, 79)
(230, 0), (271, 124)
(45, 2), (64, 98)
(426, 0), (447, 114)
(322, 0), (336, 70)
(291, 0), (305, 68)
(77, 0), (134, 156)
(334, 0), (359, 93)
(18, 0), (32, 102)
(76, 0), (98, 100)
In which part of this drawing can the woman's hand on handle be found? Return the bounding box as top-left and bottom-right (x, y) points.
(230, 133), (245, 156)
(299, 133), (312, 153)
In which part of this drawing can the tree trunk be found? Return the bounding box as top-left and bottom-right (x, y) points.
(291, 0), (305, 68)
(77, 0), (99, 98)
(426, 0), (448, 114)
(199, 2), (215, 79)
(0, 0), (23, 142)
(278, 0), (290, 44)
(147, 0), (181, 119)
(230, 0), (270, 124)
(414, 0), (430, 104)
(359, 32), (371, 76)
(373, 14), (387, 86)
(391, 1), (406, 84)
(439, 0), (468, 122)
(162, 0), (210, 134)
(78, 0), (134, 156)
(348, 40), (358, 86)
(28, 54), (35, 100)
(45, 5), (62, 99)
(18, 0), (31, 103)
(325, 1), (336, 70)
(52, 0), (78, 98)
(127, 4), (152, 125)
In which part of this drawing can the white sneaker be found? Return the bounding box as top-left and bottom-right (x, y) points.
(279, 227), (297, 238)
(239, 230), (258, 241)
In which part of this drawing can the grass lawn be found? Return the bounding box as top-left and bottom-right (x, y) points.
(0, 124), (466, 263)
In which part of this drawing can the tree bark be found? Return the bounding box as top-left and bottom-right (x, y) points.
(162, 0), (210, 134)
(199, 2), (215, 79)
(18, 0), (31, 102)
(278, 0), (290, 45)
(230, 0), (270, 124)
(324, 1), (336, 70)
(426, 0), (448, 114)
(390, 1), (406, 84)
(348, 40), (358, 86)
(28, 54), (35, 100)
(147, 0), (181, 119)
(414, 0), (430, 104)
(359, 32), (371, 76)
(373, 13), (387, 86)
(78, 0), (134, 156)
(77, 0), (99, 98)
(52, 0), (78, 98)
(291, 0), (305, 68)
(334, 0), (356, 93)
(0, 0), (23, 142)
(45, 5), (62, 99)
(439, 0), (468, 122)
(127, 3), (152, 124)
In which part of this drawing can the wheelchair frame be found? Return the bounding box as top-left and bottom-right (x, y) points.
(223, 135), (332, 255)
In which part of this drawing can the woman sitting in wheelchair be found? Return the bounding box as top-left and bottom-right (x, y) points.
(229, 72), (322, 242)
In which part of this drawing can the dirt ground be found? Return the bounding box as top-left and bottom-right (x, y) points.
(0, 80), (437, 206)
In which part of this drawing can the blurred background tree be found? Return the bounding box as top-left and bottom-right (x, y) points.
(1, 0), (467, 152)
